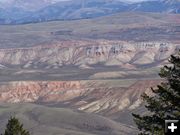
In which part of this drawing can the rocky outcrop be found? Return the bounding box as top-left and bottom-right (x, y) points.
(0, 81), (84, 103)
(0, 40), (179, 69)
(76, 80), (161, 115)
(0, 80), (161, 115)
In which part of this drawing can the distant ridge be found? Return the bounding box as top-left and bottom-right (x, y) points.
(0, 0), (179, 24)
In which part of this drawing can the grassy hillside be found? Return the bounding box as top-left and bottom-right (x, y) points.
(0, 12), (179, 48)
(0, 103), (136, 135)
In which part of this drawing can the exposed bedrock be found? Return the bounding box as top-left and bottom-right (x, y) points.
(0, 40), (179, 69)
(0, 80), (161, 115)
(0, 81), (83, 103)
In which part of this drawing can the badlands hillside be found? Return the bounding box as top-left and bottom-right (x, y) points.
(0, 12), (179, 135)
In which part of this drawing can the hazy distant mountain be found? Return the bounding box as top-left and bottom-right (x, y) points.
(0, 0), (72, 10)
(130, 0), (180, 13)
(0, 0), (179, 24)
(163, 0), (180, 13)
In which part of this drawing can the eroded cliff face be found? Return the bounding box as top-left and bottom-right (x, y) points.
(0, 40), (176, 115)
(0, 40), (179, 69)
(0, 81), (83, 103)
(0, 80), (161, 115)
(76, 80), (161, 115)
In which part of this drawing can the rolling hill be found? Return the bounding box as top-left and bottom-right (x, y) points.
(0, 2), (179, 135)
(0, 0), (179, 24)
(0, 12), (179, 48)
(0, 103), (136, 135)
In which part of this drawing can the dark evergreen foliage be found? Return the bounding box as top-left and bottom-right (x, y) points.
(2, 117), (30, 135)
(132, 51), (180, 135)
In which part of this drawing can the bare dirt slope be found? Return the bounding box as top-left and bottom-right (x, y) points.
(0, 79), (161, 126)
(0, 12), (179, 135)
